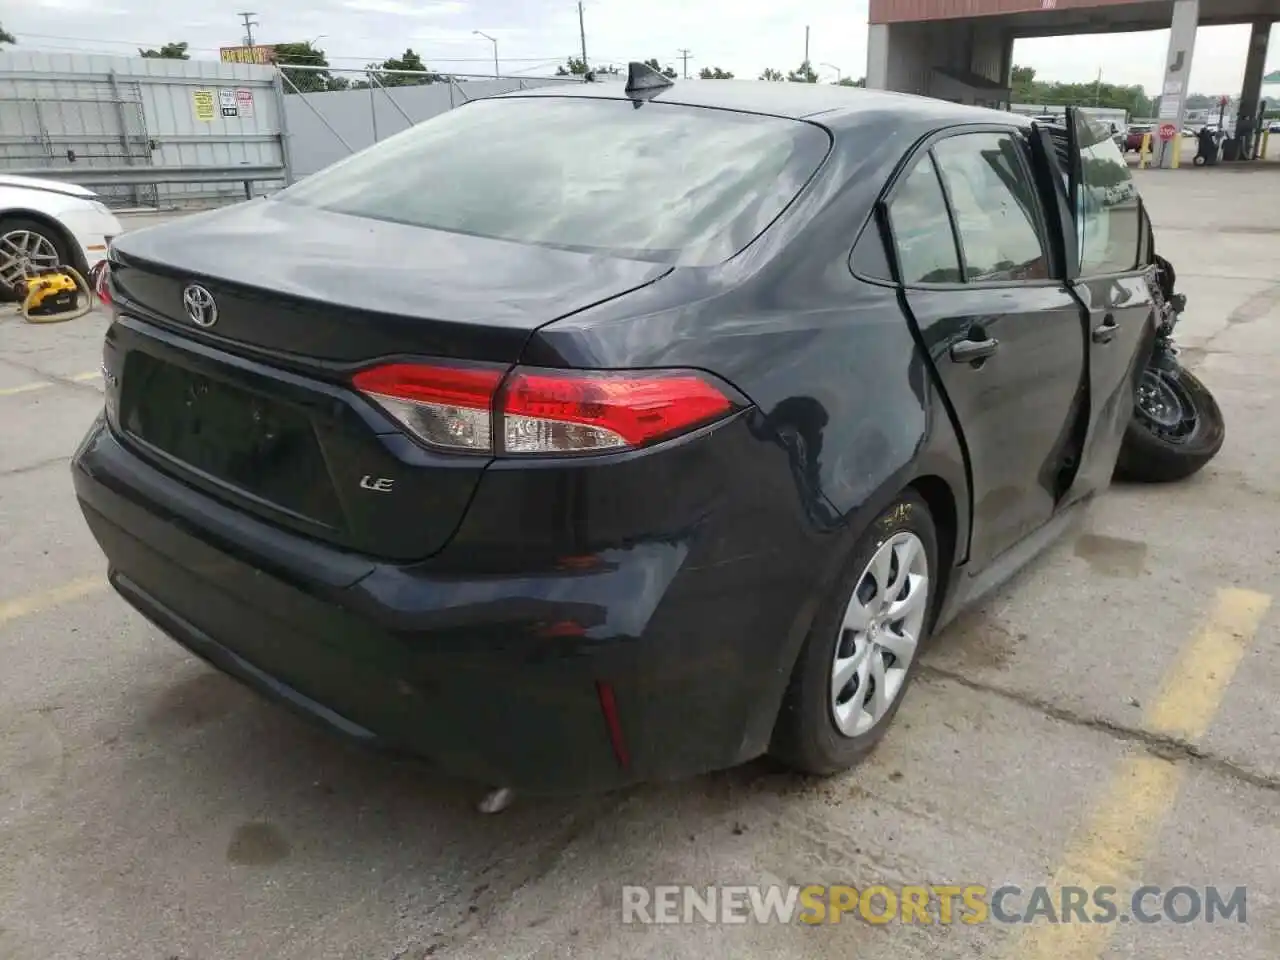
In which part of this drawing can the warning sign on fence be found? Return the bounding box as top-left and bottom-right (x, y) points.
(218, 88), (239, 118)
(235, 88), (255, 118)
(193, 89), (215, 122)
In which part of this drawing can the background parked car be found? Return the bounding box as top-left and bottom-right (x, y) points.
(1124, 124), (1154, 152)
(0, 174), (121, 300)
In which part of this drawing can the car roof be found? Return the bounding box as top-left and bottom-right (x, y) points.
(497, 79), (1032, 130)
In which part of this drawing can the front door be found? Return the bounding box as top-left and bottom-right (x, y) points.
(1060, 107), (1158, 497)
(890, 129), (1088, 571)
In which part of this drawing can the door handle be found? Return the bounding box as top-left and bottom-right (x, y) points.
(950, 337), (1000, 363)
(1092, 314), (1119, 344)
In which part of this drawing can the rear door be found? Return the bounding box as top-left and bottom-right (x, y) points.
(1060, 107), (1157, 497)
(889, 128), (1088, 571)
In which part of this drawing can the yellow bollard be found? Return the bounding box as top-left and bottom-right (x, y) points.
(1140, 132), (1152, 169)
(1170, 134), (1181, 169)
(1263, 130), (1271, 160)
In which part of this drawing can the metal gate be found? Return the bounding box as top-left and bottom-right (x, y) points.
(1, 51), (288, 208)
(0, 73), (158, 207)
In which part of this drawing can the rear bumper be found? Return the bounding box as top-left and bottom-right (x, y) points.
(58, 202), (121, 272)
(72, 415), (827, 793)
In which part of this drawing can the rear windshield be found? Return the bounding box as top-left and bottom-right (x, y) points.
(276, 95), (831, 266)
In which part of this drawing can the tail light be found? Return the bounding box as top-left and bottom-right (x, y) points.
(352, 361), (741, 456)
(351, 362), (502, 453)
(90, 261), (112, 306)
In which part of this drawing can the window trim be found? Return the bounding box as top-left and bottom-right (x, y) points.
(928, 145), (971, 283)
(868, 122), (1066, 292)
(1028, 121), (1077, 281)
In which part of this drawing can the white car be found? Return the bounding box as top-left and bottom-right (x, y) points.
(0, 174), (123, 299)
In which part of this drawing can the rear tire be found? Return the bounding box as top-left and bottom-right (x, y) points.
(0, 217), (72, 302)
(1114, 365), (1224, 483)
(771, 491), (937, 775)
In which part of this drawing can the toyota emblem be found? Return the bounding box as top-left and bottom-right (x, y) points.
(182, 284), (218, 328)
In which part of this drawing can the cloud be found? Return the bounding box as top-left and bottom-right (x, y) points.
(342, 0), (466, 18)
(7, 0), (1278, 93)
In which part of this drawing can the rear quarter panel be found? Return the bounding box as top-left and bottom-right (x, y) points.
(522, 124), (971, 744)
(525, 119), (970, 564)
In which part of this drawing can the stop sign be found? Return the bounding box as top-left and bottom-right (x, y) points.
(1159, 122), (1178, 141)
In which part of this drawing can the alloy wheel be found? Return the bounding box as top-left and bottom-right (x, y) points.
(830, 531), (929, 738)
(0, 230), (61, 290)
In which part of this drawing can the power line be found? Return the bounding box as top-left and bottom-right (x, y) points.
(13, 34), (584, 65)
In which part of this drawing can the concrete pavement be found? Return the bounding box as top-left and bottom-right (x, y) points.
(0, 170), (1277, 960)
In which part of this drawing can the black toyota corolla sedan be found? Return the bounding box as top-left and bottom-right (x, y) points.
(73, 65), (1155, 793)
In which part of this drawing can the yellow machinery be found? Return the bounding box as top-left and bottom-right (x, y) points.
(4, 265), (93, 324)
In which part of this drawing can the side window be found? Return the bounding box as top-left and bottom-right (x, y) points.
(1074, 111), (1141, 275)
(851, 214), (894, 281)
(933, 132), (1050, 282)
(886, 154), (963, 284)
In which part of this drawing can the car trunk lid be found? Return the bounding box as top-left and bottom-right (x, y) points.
(110, 199), (670, 365)
(105, 200), (670, 560)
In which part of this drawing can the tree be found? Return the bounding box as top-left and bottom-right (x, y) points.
(555, 57), (616, 78)
(1, 24), (18, 45)
(699, 66), (734, 79)
(139, 41), (189, 59)
(273, 41), (337, 93)
(759, 67), (784, 82)
(1009, 63), (1153, 120)
(787, 60), (819, 83)
(374, 48), (441, 86)
(642, 58), (678, 79)
(834, 76), (865, 87)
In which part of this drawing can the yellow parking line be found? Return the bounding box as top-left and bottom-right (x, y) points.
(0, 575), (107, 629)
(1013, 587), (1271, 960)
(1145, 587), (1271, 740)
(69, 370), (102, 382)
(0, 381), (53, 397)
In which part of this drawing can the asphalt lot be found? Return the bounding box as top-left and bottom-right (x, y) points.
(1, 172), (1278, 960)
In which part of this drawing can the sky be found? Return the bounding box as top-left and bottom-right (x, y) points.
(4, 0), (1278, 97)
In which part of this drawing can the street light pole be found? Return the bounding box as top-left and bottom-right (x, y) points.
(474, 30), (499, 77)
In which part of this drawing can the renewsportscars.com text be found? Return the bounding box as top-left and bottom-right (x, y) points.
(621, 884), (1247, 926)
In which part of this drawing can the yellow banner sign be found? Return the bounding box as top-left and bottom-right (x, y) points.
(219, 45), (275, 65)
(192, 89), (215, 122)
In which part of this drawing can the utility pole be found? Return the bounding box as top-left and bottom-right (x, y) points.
(678, 48), (693, 79)
(1094, 66), (1102, 106)
(578, 1), (588, 69)
(804, 25), (810, 64)
(238, 11), (258, 50)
